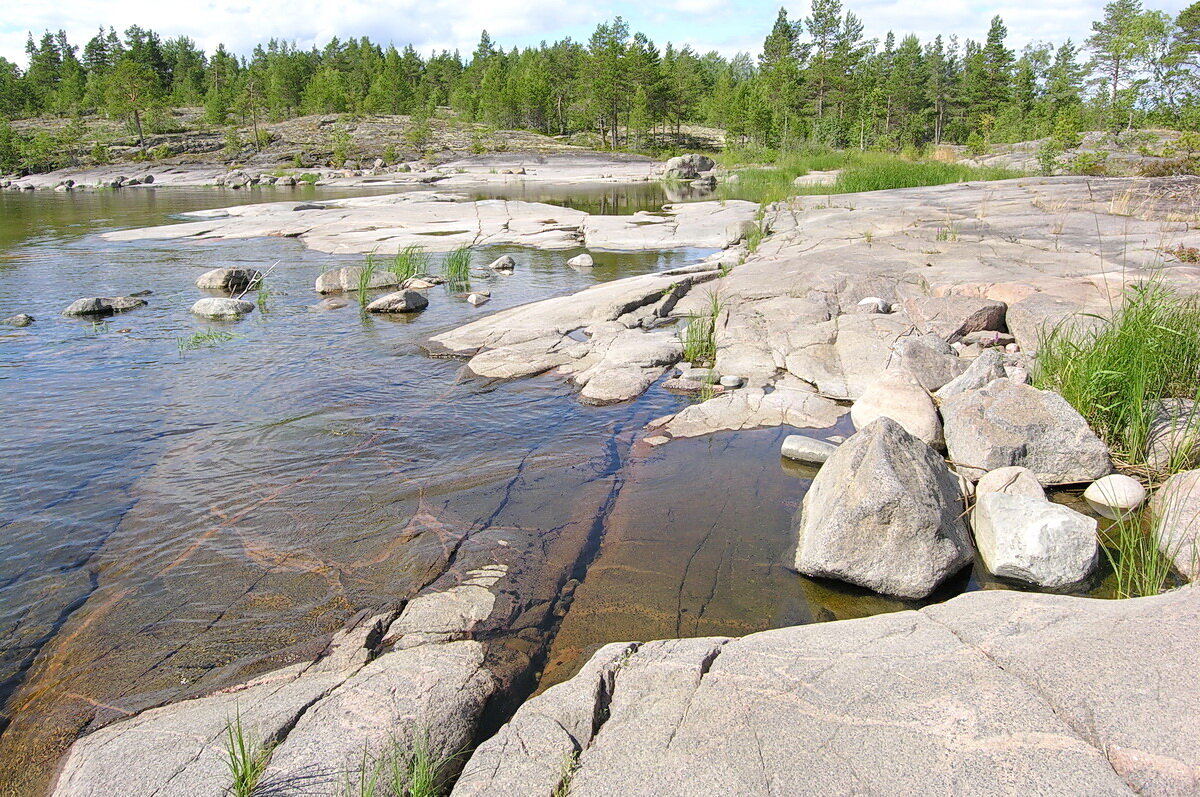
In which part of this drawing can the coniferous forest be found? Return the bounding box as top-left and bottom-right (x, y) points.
(2, 0), (1200, 173)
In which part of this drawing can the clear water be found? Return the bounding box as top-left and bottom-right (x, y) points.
(0, 184), (1109, 794)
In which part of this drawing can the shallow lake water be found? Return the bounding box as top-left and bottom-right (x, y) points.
(0, 183), (1111, 793)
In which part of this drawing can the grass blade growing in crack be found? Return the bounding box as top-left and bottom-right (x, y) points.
(223, 710), (271, 797)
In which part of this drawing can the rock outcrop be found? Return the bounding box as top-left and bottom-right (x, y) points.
(793, 418), (972, 599)
(454, 587), (1200, 796)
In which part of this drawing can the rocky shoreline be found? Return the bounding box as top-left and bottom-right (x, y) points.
(41, 172), (1200, 795)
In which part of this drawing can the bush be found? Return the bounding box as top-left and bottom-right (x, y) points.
(223, 128), (244, 158)
(1036, 141), (1062, 176)
(90, 141), (112, 165)
(965, 130), (988, 156)
(1067, 151), (1107, 176)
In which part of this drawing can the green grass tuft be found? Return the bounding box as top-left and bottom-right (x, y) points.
(178, 329), (238, 353)
(442, 247), (472, 290)
(223, 710), (271, 797)
(1101, 508), (1181, 599)
(339, 732), (458, 797)
(680, 291), (721, 366)
(1034, 280), (1200, 472)
(392, 244), (432, 282)
(358, 252), (381, 306)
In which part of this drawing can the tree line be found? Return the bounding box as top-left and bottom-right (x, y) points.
(2, 0), (1200, 154)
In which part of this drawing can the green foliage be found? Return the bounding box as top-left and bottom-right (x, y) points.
(1036, 141), (1062, 175)
(222, 711), (271, 797)
(330, 125), (353, 165)
(1102, 508), (1181, 599)
(339, 732), (457, 797)
(680, 291), (721, 365)
(223, 128), (243, 158)
(442, 247), (472, 289)
(178, 329), (238, 352)
(1034, 280), (1200, 472)
(392, 245), (431, 282)
(358, 253), (381, 306)
(1067, 151), (1108, 175)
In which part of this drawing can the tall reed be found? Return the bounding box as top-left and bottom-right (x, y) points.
(442, 247), (472, 289)
(392, 244), (431, 282)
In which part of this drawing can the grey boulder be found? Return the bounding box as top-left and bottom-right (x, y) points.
(851, 368), (943, 447)
(972, 492), (1099, 589)
(195, 267), (262, 292)
(365, 290), (429, 313)
(941, 378), (1111, 484)
(315, 266), (401, 294)
(793, 417), (972, 599)
(891, 333), (967, 391)
(903, 296), (1007, 342)
(1146, 399), (1200, 472)
(2, 313), (34, 327)
(567, 253), (594, 269)
(487, 255), (516, 273)
(934, 348), (1007, 402)
(190, 297), (254, 319)
(62, 296), (147, 316)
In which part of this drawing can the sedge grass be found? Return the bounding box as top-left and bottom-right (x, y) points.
(392, 244), (431, 283)
(1034, 280), (1200, 472)
(178, 329), (237, 353)
(223, 711), (271, 797)
(680, 291), (721, 366)
(1101, 507), (1181, 599)
(358, 253), (381, 306)
(442, 247), (472, 290)
(339, 732), (458, 797)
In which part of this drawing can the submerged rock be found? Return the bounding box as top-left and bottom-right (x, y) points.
(780, 435), (837, 466)
(972, 492), (1099, 589)
(365, 290), (429, 314)
(315, 266), (401, 294)
(190, 297), (254, 319)
(466, 293), (490, 306)
(195, 267), (262, 292)
(941, 379), (1111, 484)
(2, 313), (34, 327)
(793, 417), (972, 599)
(62, 296), (147, 316)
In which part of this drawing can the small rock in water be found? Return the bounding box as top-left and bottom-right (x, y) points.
(190, 297), (255, 319)
(402, 277), (439, 290)
(62, 296), (147, 316)
(680, 367), (717, 383)
(366, 290), (429, 314)
(315, 266), (400, 294)
(466, 293), (490, 306)
(2, 313), (35, 327)
(719, 375), (745, 389)
(196, 267), (262, 292)
(1083, 474), (1146, 520)
(567, 253), (594, 269)
(780, 435), (837, 465)
(313, 297), (350, 310)
(129, 289), (153, 297)
(644, 435), (671, 446)
(487, 255), (516, 273)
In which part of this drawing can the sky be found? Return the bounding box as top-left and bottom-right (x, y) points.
(1, 0), (1195, 67)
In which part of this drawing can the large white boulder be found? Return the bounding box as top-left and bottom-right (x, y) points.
(972, 492), (1099, 589)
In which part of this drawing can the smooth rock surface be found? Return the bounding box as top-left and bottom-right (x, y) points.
(793, 417), (972, 599)
(972, 492), (1099, 588)
(1150, 470), (1200, 581)
(850, 368), (943, 447)
(190, 297), (255, 319)
(456, 587), (1200, 796)
(974, 465), (1045, 500)
(780, 435), (837, 465)
(1084, 474), (1147, 520)
(941, 379), (1111, 484)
